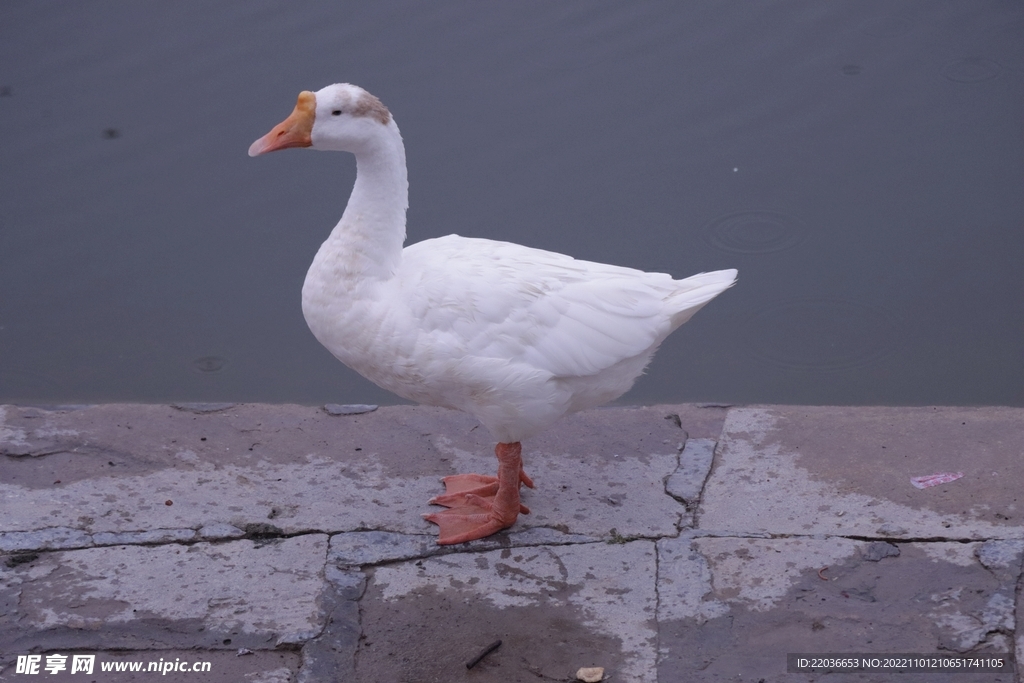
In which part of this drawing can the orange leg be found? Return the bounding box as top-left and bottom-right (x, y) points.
(423, 442), (534, 545)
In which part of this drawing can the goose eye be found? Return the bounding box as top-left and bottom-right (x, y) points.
(332, 110), (342, 116)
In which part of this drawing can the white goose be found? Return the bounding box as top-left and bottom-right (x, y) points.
(249, 84), (736, 544)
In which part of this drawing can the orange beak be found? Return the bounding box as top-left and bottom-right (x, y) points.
(248, 91), (316, 157)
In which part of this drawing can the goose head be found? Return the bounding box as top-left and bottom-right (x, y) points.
(248, 83), (393, 157)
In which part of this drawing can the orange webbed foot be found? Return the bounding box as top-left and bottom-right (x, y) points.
(429, 473), (499, 507)
(429, 467), (534, 509)
(423, 503), (512, 545)
(424, 442), (532, 545)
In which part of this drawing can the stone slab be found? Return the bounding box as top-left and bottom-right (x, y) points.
(0, 403), (720, 544)
(700, 406), (1024, 539)
(355, 540), (658, 683)
(0, 535), (329, 652)
(657, 535), (1020, 682)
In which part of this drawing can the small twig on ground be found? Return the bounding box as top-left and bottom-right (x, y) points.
(466, 639), (502, 669)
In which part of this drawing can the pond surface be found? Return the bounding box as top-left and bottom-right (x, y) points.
(1, 1), (1021, 406)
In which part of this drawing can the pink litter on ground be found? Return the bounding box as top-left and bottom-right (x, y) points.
(911, 472), (964, 489)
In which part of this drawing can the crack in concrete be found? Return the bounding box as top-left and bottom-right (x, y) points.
(765, 533), (1021, 545)
(6, 528), (1016, 560)
(7, 526), (1020, 583)
(0, 526), (329, 557)
(653, 529), (664, 676)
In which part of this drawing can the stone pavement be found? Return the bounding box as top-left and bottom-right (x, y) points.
(0, 403), (1021, 682)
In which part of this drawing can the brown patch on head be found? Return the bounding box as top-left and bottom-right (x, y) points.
(351, 91), (391, 125)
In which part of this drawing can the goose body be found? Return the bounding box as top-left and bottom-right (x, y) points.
(250, 83), (736, 543)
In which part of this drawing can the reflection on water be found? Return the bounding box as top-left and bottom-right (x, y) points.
(0, 1), (1021, 406)
(193, 357), (228, 374)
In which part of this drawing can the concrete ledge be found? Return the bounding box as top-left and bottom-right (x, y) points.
(1, 403), (1021, 682)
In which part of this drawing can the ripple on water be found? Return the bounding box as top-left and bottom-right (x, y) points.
(744, 299), (897, 371)
(943, 58), (1001, 83)
(702, 210), (806, 255)
(192, 356), (227, 373)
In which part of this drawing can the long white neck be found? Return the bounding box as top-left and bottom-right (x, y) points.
(319, 123), (409, 280)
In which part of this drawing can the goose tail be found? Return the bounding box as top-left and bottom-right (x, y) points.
(667, 269), (738, 328)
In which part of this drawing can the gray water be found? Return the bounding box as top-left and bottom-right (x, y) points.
(1, 1), (1021, 407)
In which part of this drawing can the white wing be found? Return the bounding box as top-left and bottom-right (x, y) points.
(398, 235), (736, 379)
